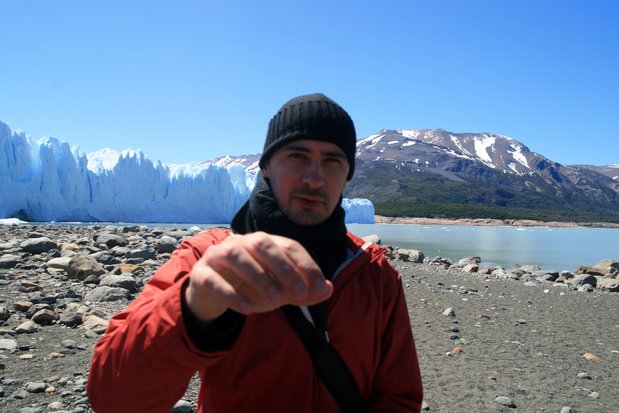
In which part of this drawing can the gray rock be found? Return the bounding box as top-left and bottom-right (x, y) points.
(20, 237), (58, 254)
(99, 274), (138, 293)
(577, 284), (595, 292)
(11, 388), (29, 399)
(91, 251), (121, 265)
(0, 305), (10, 321)
(536, 273), (559, 283)
(505, 271), (522, 280)
(46, 256), (72, 270)
(164, 230), (194, 240)
(26, 304), (52, 318)
(0, 338), (18, 351)
(46, 401), (65, 410)
(82, 315), (108, 334)
(127, 246), (155, 260)
(560, 407), (574, 413)
(15, 320), (38, 334)
(570, 273), (597, 288)
(0, 253), (23, 269)
(61, 339), (78, 350)
(95, 233), (128, 249)
(25, 382), (47, 393)
(58, 311), (83, 327)
(462, 263), (479, 273)
(456, 256), (481, 266)
(556, 271), (575, 283)
(594, 258), (619, 270)
(396, 248), (425, 263)
(31, 309), (60, 326)
(495, 396), (516, 408)
(66, 255), (106, 281)
(85, 286), (131, 302)
(155, 236), (179, 253)
(599, 278), (619, 292)
(442, 308), (456, 317)
(577, 372), (592, 380)
(518, 264), (541, 272)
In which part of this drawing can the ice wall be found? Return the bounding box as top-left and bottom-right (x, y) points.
(0, 121), (374, 224)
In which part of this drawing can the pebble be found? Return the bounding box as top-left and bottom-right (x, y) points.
(442, 307), (456, 317)
(495, 396), (517, 408)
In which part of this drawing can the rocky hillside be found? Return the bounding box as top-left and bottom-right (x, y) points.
(345, 129), (619, 222)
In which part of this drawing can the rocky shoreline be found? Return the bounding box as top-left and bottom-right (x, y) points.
(0, 223), (617, 412)
(375, 215), (619, 229)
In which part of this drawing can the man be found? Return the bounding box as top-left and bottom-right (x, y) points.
(87, 93), (423, 412)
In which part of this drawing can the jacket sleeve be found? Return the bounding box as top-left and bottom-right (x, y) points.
(87, 230), (233, 413)
(368, 258), (424, 412)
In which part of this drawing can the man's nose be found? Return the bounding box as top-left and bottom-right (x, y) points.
(302, 161), (325, 188)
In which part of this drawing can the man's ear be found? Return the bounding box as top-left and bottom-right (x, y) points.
(261, 163), (270, 179)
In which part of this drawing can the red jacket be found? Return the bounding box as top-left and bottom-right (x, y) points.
(87, 228), (423, 412)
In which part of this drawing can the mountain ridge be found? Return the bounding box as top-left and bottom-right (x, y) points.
(211, 128), (619, 223)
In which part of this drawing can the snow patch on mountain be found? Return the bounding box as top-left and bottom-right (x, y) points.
(474, 135), (496, 166)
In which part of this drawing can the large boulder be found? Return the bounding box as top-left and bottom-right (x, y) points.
(395, 248), (425, 263)
(66, 255), (106, 281)
(599, 278), (619, 292)
(20, 237), (58, 254)
(95, 233), (129, 249)
(575, 265), (606, 277)
(593, 259), (619, 271)
(0, 254), (23, 269)
(155, 236), (179, 254)
(569, 274), (597, 288)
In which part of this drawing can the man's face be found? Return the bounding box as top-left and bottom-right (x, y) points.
(262, 139), (350, 226)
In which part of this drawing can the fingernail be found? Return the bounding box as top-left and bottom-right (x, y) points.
(294, 282), (308, 298)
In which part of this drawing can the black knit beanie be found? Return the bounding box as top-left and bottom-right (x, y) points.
(259, 93), (357, 181)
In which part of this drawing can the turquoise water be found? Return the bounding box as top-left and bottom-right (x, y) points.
(347, 223), (619, 272)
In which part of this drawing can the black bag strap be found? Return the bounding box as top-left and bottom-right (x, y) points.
(281, 305), (365, 413)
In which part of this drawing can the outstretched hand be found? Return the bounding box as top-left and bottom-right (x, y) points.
(184, 232), (333, 323)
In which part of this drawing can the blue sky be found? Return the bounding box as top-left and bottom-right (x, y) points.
(1, 0), (617, 166)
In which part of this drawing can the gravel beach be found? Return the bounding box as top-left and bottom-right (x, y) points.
(0, 223), (617, 413)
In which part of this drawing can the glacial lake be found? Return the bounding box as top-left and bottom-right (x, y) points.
(346, 223), (619, 272)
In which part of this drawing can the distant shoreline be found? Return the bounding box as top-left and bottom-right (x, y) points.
(374, 215), (619, 229)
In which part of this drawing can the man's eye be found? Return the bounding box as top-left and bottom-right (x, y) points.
(290, 153), (307, 160)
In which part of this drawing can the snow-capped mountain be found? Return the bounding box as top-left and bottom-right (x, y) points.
(345, 129), (618, 221)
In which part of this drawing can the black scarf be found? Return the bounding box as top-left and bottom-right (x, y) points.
(230, 175), (349, 280)
(230, 175), (349, 338)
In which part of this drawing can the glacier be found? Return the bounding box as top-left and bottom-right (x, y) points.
(0, 121), (374, 224)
